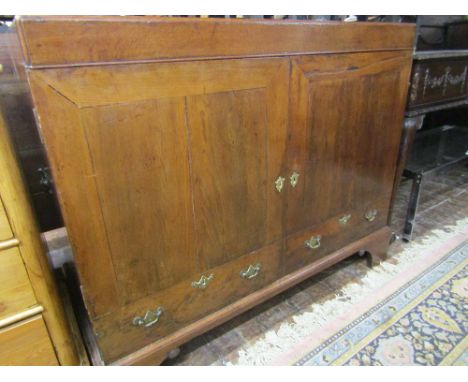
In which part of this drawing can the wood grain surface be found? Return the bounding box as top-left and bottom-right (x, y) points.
(0, 247), (37, 321)
(0, 198), (13, 241)
(0, 315), (58, 365)
(17, 16), (415, 67)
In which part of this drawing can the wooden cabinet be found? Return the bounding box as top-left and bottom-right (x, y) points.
(17, 16), (415, 365)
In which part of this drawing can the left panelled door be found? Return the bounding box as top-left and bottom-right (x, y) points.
(28, 57), (289, 362)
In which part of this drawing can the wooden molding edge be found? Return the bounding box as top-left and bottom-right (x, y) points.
(0, 237), (20, 251)
(16, 16), (416, 68)
(0, 305), (43, 329)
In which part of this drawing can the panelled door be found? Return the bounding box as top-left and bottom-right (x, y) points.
(28, 58), (289, 319)
(286, 51), (412, 236)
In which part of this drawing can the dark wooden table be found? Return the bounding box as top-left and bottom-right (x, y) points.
(396, 49), (468, 240)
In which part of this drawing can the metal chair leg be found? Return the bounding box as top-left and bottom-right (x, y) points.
(403, 174), (423, 241)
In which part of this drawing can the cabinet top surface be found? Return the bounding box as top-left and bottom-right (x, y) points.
(16, 16), (416, 68)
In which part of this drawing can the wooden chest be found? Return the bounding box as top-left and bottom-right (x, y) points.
(17, 16), (415, 365)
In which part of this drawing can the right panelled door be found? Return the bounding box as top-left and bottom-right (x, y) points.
(286, 51), (412, 237)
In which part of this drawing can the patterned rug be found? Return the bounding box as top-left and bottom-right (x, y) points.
(290, 241), (468, 365)
(229, 218), (468, 366)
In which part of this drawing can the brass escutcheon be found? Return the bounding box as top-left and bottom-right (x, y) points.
(275, 176), (286, 192)
(290, 172), (300, 188)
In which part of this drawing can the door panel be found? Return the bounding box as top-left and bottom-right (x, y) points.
(286, 52), (412, 235)
(187, 88), (271, 268)
(82, 98), (195, 305)
(29, 58), (289, 316)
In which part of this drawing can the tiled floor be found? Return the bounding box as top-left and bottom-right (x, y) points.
(163, 163), (468, 365)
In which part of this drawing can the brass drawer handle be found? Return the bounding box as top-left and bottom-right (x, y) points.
(132, 306), (164, 328)
(304, 235), (321, 249)
(240, 263), (262, 280)
(339, 214), (351, 225)
(364, 209), (378, 222)
(290, 172), (300, 188)
(275, 176), (286, 192)
(191, 274), (214, 289)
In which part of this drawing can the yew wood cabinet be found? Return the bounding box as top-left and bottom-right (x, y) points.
(16, 16), (416, 365)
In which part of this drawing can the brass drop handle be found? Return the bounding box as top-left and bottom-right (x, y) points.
(290, 171), (300, 187)
(339, 214), (351, 225)
(304, 235), (321, 249)
(275, 176), (286, 192)
(240, 263), (262, 280)
(191, 274), (214, 289)
(132, 306), (164, 328)
(364, 209), (378, 222)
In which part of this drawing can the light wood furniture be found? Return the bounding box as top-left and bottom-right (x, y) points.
(0, 113), (79, 365)
(17, 16), (415, 365)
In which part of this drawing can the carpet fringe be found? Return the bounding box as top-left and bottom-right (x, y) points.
(227, 217), (468, 365)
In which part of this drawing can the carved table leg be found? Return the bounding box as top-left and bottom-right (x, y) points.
(388, 115), (425, 225)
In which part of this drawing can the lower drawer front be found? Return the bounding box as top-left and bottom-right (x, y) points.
(94, 242), (281, 363)
(0, 315), (58, 365)
(284, 199), (389, 275)
(0, 247), (37, 321)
